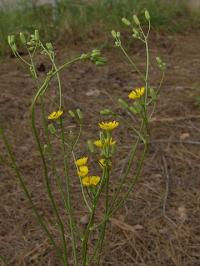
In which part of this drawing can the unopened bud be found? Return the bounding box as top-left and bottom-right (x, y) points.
(122, 17), (131, 26)
(133, 15), (140, 26)
(68, 110), (76, 118)
(34, 29), (39, 41)
(80, 53), (88, 60)
(20, 32), (26, 45)
(111, 30), (117, 39)
(100, 109), (113, 115)
(48, 124), (56, 135)
(118, 98), (129, 109)
(46, 42), (53, 51)
(116, 31), (120, 38)
(76, 108), (83, 121)
(145, 10), (150, 21)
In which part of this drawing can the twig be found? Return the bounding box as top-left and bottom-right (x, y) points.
(161, 153), (177, 227)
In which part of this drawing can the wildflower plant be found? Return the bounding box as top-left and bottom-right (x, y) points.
(0, 10), (165, 266)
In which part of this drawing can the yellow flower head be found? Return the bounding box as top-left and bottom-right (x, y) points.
(99, 159), (106, 168)
(128, 87), (145, 99)
(91, 176), (101, 186)
(82, 176), (101, 187)
(77, 166), (89, 177)
(75, 157), (88, 167)
(94, 138), (116, 148)
(48, 110), (63, 120)
(99, 121), (119, 131)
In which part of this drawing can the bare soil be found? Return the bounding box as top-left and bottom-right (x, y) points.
(0, 30), (200, 266)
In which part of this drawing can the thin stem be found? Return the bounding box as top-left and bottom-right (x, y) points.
(0, 128), (63, 261)
(109, 120), (145, 210)
(95, 166), (110, 266)
(109, 141), (148, 217)
(31, 82), (69, 265)
(119, 44), (145, 82)
(60, 120), (78, 266)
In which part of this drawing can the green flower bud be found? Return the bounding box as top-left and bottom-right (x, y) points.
(11, 43), (17, 53)
(132, 28), (139, 35)
(145, 10), (150, 21)
(7, 35), (11, 46)
(34, 29), (39, 41)
(118, 98), (129, 109)
(111, 30), (117, 39)
(46, 42), (53, 51)
(100, 109), (113, 115)
(19, 32), (26, 45)
(116, 31), (120, 38)
(122, 17), (131, 26)
(80, 53), (89, 60)
(91, 49), (101, 56)
(149, 88), (157, 101)
(48, 123), (56, 135)
(68, 110), (76, 118)
(8, 35), (15, 46)
(133, 14), (140, 26)
(76, 108), (83, 121)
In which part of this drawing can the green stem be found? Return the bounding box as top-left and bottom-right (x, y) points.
(119, 44), (145, 82)
(0, 128), (63, 262)
(60, 120), (78, 266)
(31, 83), (69, 265)
(95, 167), (110, 266)
(109, 141), (148, 217)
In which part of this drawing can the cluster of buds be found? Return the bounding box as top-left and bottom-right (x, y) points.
(119, 10), (151, 40)
(8, 30), (40, 54)
(111, 30), (121, 47)
(156, 56), (166, 71)
(26, 30), (40, 52)
(80, 49), (107, 66)
(68, 108), (83, 124)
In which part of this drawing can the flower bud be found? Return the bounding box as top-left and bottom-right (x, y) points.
(46, 42), (53, 51)
(80, 53), (89, 60)
(19, 32), (26, 45)
(76, 108), (83, 121)
(34, 30), (39, 41)
(116, 31), (120, 38)
(149, 88), (157, 101)
(48, 123), (56, 135)
(68, 110), (76, 118)
(111, 30), (117, 39)
(145, 10), (150, 21)
(133, 14), (140, 26)
(100, 109), (113, 115)
(118, 98), (129, 109)
(122, 17), (131, 26)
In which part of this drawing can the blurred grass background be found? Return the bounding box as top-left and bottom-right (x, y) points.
(0, 0), (200, 55)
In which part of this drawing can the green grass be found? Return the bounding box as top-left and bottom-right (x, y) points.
(0, 0), (200, 55)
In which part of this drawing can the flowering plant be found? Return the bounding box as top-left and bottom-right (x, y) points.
(0, 10), (165, 266)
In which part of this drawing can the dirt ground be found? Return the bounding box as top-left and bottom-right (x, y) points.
(0, 30), (200, 266)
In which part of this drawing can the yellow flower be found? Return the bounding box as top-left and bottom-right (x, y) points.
(77, 166), (89, 177)
(94, 138), (116, 148)
(75, 157), (88, 167)
(82, 176), (91, 187)
(82, 176), (101, 187)
(128, 87), (145, 99)
(48, 110), (63, 120)
(99, 159), (106, 167)
(99, 121), (119, 131)
(91, 176), (101, 186)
